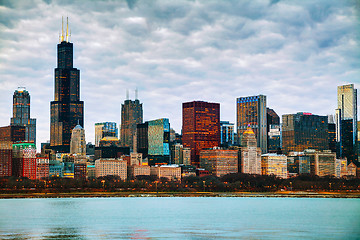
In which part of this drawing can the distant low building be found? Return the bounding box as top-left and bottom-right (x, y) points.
(347, 162), (357, 178)
(261, 153), (288, 179)
(150, 165), (181, 181)
(200, 148), (238, 177)
(180, 165), (196, 178)
(86, 164), (95, 179)
(49, 160), (63, 178)
(287, 152), (310, 176)
(305, 150), (336, 177)
(128, 165), (150, 179)
(36, 157), (49, 180)
(74, 163), (87, 179)
(335, 158), (347, 178)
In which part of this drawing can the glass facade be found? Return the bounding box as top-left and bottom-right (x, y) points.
(220, 121), (235, 147)
(182, 101), (220, 167)
(10, 88), (36, 144)
(95, 122), (118, 147)
(237, 95), (267, 153)
(50, 36), (84, 153)
(336, 84), (358, 163)
(287, 154), (310, 175)
(147, 118), (170, 165)
(282, 113), (329, 154)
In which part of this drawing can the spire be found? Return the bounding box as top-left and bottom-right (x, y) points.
(126, 89), (129, 100)
(135, 88), (138, 100)
(61, 16), (64, 42)
(66, 16), (69, 42)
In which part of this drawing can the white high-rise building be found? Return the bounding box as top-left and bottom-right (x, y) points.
(70, 125), (86, 156)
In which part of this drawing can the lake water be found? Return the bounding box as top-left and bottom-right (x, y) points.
(0, 197), (359, 239)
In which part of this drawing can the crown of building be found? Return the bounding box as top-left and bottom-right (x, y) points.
(243, 125), (255, 135)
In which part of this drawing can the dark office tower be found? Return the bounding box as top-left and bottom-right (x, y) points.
(50, 18), (84, 153)
(328, 123), (336, 152)
(266, 108), (280, 153)
(267, 108), (280, 125)
(10, 87), (36, 144)
(282, 112), (328, 154)
(336, 84), (358, 162)
(237, 95), (267, 153)
(120, 95), (143, 149)
(136, 122), (148, 159)
(182, 101), (220, 167)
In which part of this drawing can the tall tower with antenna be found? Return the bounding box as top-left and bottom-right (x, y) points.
(120, 90), (143, 149)
(50, 17), (84, 153)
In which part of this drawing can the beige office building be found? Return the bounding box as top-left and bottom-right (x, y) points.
(305, 150), (336, 177)
(150, 165), (181, 181)
(128, 165), (150, 178)
(95, 158), (127, 180)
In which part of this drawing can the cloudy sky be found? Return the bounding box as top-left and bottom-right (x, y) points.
(0, 0), (359, 150)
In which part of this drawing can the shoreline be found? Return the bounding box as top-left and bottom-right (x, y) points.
(1, 191), (359, 199)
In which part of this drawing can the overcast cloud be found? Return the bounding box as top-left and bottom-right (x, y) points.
(0, 0), (359, 150)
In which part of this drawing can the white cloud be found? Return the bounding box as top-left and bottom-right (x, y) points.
(0, 0), (359, 150)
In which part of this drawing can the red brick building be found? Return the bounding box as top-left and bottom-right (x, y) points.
(12, 143), (36, 180)
(0, 126), (26, 177)
(36, 157), (49, 179)
(182, 101), (220, 167)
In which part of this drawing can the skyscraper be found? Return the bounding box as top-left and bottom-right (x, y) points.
(336, 84), (358, 162)
(267, 108), (280, 153)
(70, 124), (86, 157)
(147, 118), (170, 165)
(282, 112), (328, 154)
(240, 127), (261, 175)
(50, 18), (84, 153)
(237, 95), (267, 153)
(136, 122), (148, 159)
(10, 87), (36, 144)
(120, 96), (143, 149)
(182, 101), (220, 167)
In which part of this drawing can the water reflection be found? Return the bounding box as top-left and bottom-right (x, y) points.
(0, 198), (359, 239)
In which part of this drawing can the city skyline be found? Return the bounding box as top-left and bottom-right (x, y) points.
(0, 1), (359, 150)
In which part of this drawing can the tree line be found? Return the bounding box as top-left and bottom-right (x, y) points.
(0, 173), (359, 193)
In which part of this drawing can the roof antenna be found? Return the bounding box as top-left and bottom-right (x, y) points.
(126, 89), (129, 100)
(66, 16), (69, 42)
(61, 16), (64, 42)
(135, 88), (138, 100)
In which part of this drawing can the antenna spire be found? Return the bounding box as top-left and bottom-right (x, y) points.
(61, 16), (64, 42)
(126, 89), (129, 100)
(135, 88), (138, 100)
(66, 16), (69, 42)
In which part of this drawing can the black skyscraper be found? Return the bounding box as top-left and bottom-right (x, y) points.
(50, 18), (84, 153)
